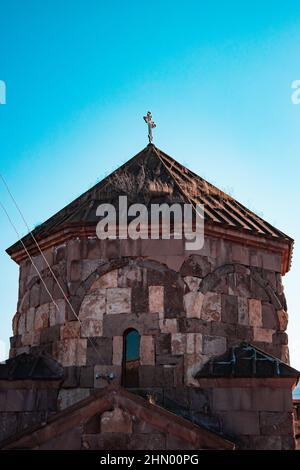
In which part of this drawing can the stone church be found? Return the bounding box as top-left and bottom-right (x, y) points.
(0, 142), (299, 450)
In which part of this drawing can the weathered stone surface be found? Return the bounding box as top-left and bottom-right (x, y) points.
(53, 338), (87, 366)
(155, 334), (171, 355)
(186, 333), (202, 354)
(40, 325), (60, 344)
(201, 292), (221, 322)
(61, 321), (80, 339)
(106, 288), (131, 314)
(91, 270), (118, 290)
(159, 319), (178, 334)
(183, 276), (201, 294)
(101, 407), (132, 433)
(149, 286), (164, 314)
(203, 335), (227, 356)
(221, 295), (238, 324)
(117, 265), (143, 287)
(57, 388), (90, 411)
(140, 335), (155, 365)
(17, 313), (26, 335)
(62, 366), (80, 388)
(80, 366), (94, 388)
(94, 365), (121, 388)
(260, 411), (293, 436)
(262, 303), (277, 329)
(49, 299), (67, 326)
(86, 337), (112, 365)
(184, 292), (204, 319)
(171, 333), (186, 355)
(277, 309), (288, 331)
(81, 319), (103, 337)
(79, 290), (106, 320)
(26, 307), (35, 332)
(184, 353), (208, 386)
(248, 299), (262, 327)
(112, 336), (123, 365)
(213, 388), (252, 411)
(81, 260), (103, 281)
(219, 410), (260, 435)
(34, 304), (49, 330)
(29, 283), (40, 308)
(237, 297), (248, 325)
(103, 313), (160, 336)
(180, 255), (211, 278)
(131, 286), (148, 314)
(253, 327), (274, 343)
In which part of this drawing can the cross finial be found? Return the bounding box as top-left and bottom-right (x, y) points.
(143, 111), (156, 144)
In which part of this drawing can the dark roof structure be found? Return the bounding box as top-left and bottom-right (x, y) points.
(6, 144), (293, 271)
(195, 343), (300, 379)
(0, 352), (64, 381)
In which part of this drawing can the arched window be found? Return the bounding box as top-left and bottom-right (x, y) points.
(122, 329), (140, 388)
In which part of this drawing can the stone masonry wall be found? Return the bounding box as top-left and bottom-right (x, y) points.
(7, 236), (293, 448)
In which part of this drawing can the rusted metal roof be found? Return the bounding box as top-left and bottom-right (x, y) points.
(6, 144), (293, 263)
(195, 342), (300, 379)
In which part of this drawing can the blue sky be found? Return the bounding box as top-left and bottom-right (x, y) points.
(0, 1), (299, 368)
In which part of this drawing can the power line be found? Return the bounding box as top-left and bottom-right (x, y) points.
(0, 174), (102, 361)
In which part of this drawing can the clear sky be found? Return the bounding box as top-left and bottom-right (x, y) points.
(0, 1), (299, 368)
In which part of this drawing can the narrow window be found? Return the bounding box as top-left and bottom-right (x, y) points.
(122, 329), (140, 387)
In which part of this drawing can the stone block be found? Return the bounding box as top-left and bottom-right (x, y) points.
(186, 333), (202, 354)
(149, 286), (164, 314)
(80, 366), (94, 388)
(140, 335), (155, 365)
(40, 325), (60, 344)
(34, 304), (49, 330)
(155, 334), (171, 355)
(26, 307), (35, 332)
(232, 244), (250, 265)
(252, 388), (293, 412)
(260, 411), (293, 436)
(253, 327), (274, 343)
(86, 337), (112, 365)
(67, 239), (81, 261)
(94, 365), (121, 388)
(69, 260), (81, 282)
(219, 410), (260, 435)
(61, 321), (81, 339)
(79, 290), (106, 319)
(53, 338), (87, 366)
(262, 302), (277, 329)
(221, 294), (238, 324)
(180, 255), (211, 277)
(246, 435), (282, 450)
(57, 388), (90, 411)
(101, 407), (132, 433)
(81, 319), (103, 337)
(112, 336), (123, 365)
(159, 319), (178, 334)
(129, 433), (166, 450)
(103, 312), (160, 336)
(62, 366), (80, 388)
(29, 283), (40, 308)
(118, 265), (143, 287)
(201, 292), (221, 322)
(184, 353), (208, 386)
(49, 299), (67, 326)
(203, 335), (227, 356)
(131, 286), (148, 314)
(106, 288), (131, 314)
(184, 276), (201, 292)
(17, 313), (26, 335)
(91, 269), (118, 289)
(184, 292), (204, 319)
(213, 388), (252, 411)
(248, 299), (262, 327)
(238, 297), (248, 325)
(171, 333), (186, 355)
(277, 309), (288, 331)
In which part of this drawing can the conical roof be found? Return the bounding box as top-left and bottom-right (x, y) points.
(6, 144), (293, 270)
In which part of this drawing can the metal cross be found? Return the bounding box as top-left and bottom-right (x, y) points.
(143, 111), (156, 143)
